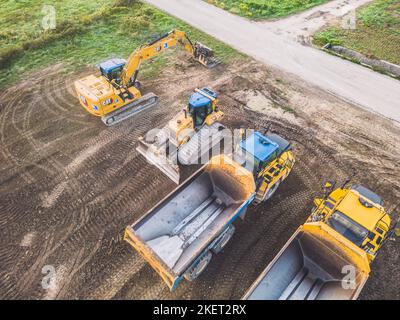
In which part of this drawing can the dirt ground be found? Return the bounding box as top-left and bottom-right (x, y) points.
(0, 53), (399, 300)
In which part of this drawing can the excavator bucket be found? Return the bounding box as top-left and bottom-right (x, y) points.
(194, 42), (221, 68)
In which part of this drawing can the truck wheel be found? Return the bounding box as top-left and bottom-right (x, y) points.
(212, 225), (235, 254)
(184, 251), (212, 281)
(264, 179), (281, 201)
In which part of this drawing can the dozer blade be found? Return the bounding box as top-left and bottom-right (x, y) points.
(194, 42), (221, 69)
(101, 92), (158, 126)
(137, 122), (227, 184)
(136, 138), (181, 184)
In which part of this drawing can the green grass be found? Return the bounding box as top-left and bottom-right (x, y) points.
(207, 0), (328, 19)
(314, 0), (400, 65)
(0, 0), (110, 49)
(0, 0), (243, 88)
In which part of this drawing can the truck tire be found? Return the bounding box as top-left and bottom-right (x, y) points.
(184, 251), (212, 281)
(264, 179), (281, 202)
(212, 225), (235, 254)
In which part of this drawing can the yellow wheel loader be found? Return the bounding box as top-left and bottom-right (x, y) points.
(74, 29), (219, 126)
(244, 182), (399, 300)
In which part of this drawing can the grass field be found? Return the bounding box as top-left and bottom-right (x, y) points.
(0, 0), (242, 88)
(207, 0), (328, 19)
(314, 0), (400, 65)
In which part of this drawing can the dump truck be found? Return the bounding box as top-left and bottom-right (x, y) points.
(124, 154), (256, 290)
(243, 183), (398, 300)
(125, 131), (295, 290)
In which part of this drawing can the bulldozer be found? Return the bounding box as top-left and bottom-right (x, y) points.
(137, 87), (225, 183)
(74, 29), (219, 126)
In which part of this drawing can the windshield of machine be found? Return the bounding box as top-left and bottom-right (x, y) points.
(327, 210), (369, 247)
(108, 66), (124, 81)
(352, 184), (384, 206)
(243, 150), (259, 175)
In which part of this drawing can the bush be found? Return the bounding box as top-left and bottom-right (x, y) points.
(0, 46), (24, 69)
(0, 0), (133, 69)
(114, 0), (139, 6)
(122, 16), (151, 34)
(313, 29), (343, 46)
(213, 0), (327, 19)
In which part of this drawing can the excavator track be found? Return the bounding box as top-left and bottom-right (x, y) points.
(101, 92), (159, 126)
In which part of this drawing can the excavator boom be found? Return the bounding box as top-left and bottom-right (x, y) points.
(74, 29), (219, 126)
(120, 30), (219, 86)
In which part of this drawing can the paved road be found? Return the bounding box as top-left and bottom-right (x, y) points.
(145, 0), (400, 123)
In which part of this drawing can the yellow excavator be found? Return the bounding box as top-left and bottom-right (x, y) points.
(74, 29), (219, 126)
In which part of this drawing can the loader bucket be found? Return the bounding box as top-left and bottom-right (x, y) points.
(136, 138), (181, 184)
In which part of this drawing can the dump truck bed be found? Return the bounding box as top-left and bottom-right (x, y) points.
(125, 155), (256, 289)
(243, 223), (370, 300)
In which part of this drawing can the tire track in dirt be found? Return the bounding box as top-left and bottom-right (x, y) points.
(0, 59), (399, 299)
(0, 62), (194, 299)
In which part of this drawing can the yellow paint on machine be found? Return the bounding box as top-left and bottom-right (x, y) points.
(74, 29), (217, 119)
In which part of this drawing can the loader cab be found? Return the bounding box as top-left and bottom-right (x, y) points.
(188, 88), (217, 128)
(99, 58), (126, 82)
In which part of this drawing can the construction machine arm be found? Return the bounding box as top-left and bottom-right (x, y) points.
(119, 29), (215, 87)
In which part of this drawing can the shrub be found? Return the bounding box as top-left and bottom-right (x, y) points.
(122, 16), (151, 34)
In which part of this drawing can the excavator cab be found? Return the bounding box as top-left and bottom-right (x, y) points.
(188, 88), (217, 128)
(99, 58), (126, 82)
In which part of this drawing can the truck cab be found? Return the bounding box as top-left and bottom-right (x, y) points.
(311, 184), (391, 262)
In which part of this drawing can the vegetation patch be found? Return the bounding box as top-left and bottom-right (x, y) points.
(0, 0), (243, 88)
(314, 0), (400, 65)
(207, 0), (328, 19)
